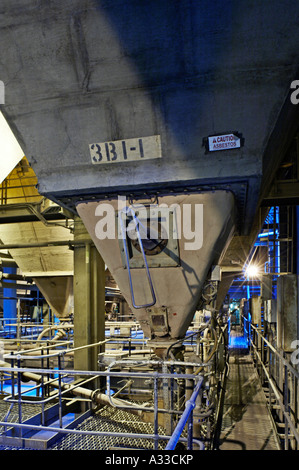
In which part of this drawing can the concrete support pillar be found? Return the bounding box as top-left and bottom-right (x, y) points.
(73, 217), (105, 376)
(251, 295), (261, 326)
(277, 274), (298, 352)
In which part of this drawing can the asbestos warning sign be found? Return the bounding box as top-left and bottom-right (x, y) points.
(205, 133), (243, 152)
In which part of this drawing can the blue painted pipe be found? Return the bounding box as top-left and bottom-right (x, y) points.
(3, 266), (17, 335)
(165, 376), (204, 450)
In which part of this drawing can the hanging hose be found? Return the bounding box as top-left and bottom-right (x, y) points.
(194, 326), (218, 375)
(165, 321), (211, 360)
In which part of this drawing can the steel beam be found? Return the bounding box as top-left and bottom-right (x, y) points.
(73, 217), (105, 378)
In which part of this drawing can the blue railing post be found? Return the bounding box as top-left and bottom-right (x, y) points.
(165, 376), (204, 450)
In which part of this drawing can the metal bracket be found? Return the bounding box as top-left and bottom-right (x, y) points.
(118, 206), (156, 309)
(118, 205), (180, 269)
(147, 306), (169, 338)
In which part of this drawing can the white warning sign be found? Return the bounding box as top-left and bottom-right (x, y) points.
(207, 133), (241, 152)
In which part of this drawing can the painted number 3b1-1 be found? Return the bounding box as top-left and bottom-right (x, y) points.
(89, 135), (162, 164)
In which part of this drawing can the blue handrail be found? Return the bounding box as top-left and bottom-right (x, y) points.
(165, 376), (204, 450)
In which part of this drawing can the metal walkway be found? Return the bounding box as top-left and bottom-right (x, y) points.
(219, 333), (281, 450)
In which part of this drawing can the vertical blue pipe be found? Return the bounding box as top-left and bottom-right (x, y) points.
(3, 266), (17, 336)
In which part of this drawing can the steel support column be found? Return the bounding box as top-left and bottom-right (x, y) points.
(73, 217), (105, 378)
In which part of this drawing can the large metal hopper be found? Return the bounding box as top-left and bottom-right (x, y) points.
(77, 191), (235, 350)
(0, 221), (73, 318)
(1, 1), (299, 336)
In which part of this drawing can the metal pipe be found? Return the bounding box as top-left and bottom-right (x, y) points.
(2, 358), (149, 420)
(0, 362), (202, 381)
(4, 338), (110, 360)
(1, 359), (203, 423)
(0, 240), (92, 250)
(1, 358), (206, 430)
(17, 356), (22, 438)
(36, 324), (73, 345)
(153, 373), (159, 450)
(165, 376), (204, 450)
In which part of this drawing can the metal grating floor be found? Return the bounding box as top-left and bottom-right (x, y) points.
(0, 399), (52, 429)
(0, 399), (53, 450)
(50, 404), (167, 450)
(219, 347), (281, 450)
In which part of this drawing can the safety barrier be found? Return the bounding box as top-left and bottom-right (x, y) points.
(250, 323), (299, 450)
(0, 349), (206, 450)
(165, 377), (204, 450)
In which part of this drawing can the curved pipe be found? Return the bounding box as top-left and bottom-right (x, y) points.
(36, 324), (73, 346)
(1, 360), (158, 425)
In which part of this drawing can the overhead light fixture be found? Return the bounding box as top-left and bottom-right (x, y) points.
(0, 111), (24, 184)
(245, 264), (260, 278)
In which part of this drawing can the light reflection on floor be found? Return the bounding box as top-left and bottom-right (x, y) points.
(229, 332), (249, 349)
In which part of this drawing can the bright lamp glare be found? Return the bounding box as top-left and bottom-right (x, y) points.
(246, 265), (259, 278)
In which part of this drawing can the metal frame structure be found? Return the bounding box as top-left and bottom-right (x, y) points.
(0, 353), (206, 450)
(249, 323), (299, 450)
